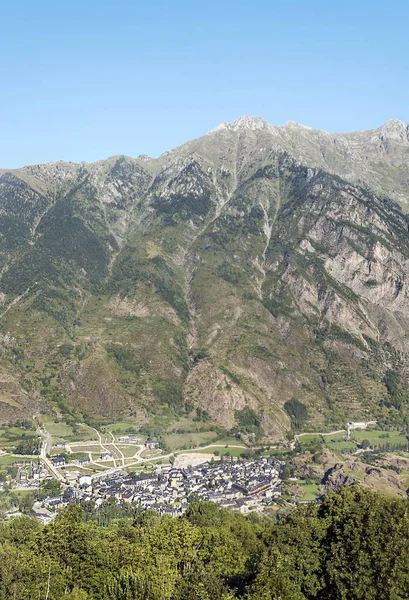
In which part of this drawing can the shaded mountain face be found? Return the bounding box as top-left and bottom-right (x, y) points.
(1, 117), (409, 439)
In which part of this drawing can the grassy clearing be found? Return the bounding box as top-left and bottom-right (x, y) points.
(215, 437), (247, 447)
(98, 460), (116, 468)
(352, 429), (401, 440)
(0, 442), (17, 451)
(116, 445), (138, 458)
(101, 413), (146, 437)
(297, 482), (321, 500)
(299, 433), (349, 450)
(351, 430), (407, 448)
(38, 417), (99, 443)
(105, 445), (123, 460)
(182, 446), (246, 458)
(301, 484), (321, 500)
(140, 449), (162, 459)
(146, 457), (171, 466)
(299, 434), (322, 445)
(124, 459), (144, 468)
(102, 422), (138, 435)
(165, 417), (223, 435)
(69, 424), (100, 442)
(68, 444), (104, 454)
(321, 432), (347, 442)
(47, 422), (73, 437)
(345, 467), (365, 480)
(39, 416), (72, 437)
(62, 466), (92, 475)
(67, 452), (89, 462)
(164, 431), (219, 451)
(0, 455), (24, 466)
(326, 441), (357, 451)
(89, 464), (110, 472)
(0, 426), (38, 451)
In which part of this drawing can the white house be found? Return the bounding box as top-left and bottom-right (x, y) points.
(79, 475), (92, 487)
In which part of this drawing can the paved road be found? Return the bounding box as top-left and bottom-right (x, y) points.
(292, 421), (378, 448)
(296, 430), (346, 438)
(36, 423), (65, 481)
(88, 426), (120, 467)
(108, 432), (125, 467)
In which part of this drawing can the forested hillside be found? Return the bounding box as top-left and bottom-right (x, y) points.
(0, 487), (408, 599)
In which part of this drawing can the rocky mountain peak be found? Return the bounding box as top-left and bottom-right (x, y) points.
(282, 120), (313, 130)
(377, 118), (408, 142)
(208, 115), (271, 134)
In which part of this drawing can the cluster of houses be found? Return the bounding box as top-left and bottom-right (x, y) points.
(37, 457), (283, 521)
(52, 452), (115, 469)
(0, 460), (49, 492)
(12, 459), (45, 480)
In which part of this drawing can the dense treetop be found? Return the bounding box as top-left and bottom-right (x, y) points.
(0, 487), (408, 599)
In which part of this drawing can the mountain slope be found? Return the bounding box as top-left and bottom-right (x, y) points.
(1, 117), (409, 439)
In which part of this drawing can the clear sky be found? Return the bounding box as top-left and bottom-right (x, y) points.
(0, 0), (408, 167)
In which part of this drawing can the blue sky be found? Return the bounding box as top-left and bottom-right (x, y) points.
(0, 0), (408, 167)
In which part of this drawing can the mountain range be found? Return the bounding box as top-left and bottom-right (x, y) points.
(1, 116), (409, 439)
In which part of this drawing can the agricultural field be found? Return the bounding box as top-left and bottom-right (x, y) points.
(38, 416), (99, 443)
(214, 437), (247, 447)
(298, 434), (323, 445)
(183, 445), (247, 458)
(351, 429), (407, 449)
(326, 441), (357, 451)
(40, 418), (73, 438)
(96, 461), (115, 468)
(164, 431), (219, 451)
(145, 457), (171, 466)
(0, 424), (38, 452)
(165, 417), (220, 434)
(87, 464), (111, 472)
(299, 432), (350, 451)
(66, 452), (89, 462)
(140, 449), (162, 459)
(67, 444), (104, 454)
(106, 446), (124, 460)
(295, 481), (322, 501)
(102, 421), (143, 439)
(0, 454), (24, 466)
(321, 431), (347, 442)
(117, 445), (139, 458)
(62, 466), (93, 476)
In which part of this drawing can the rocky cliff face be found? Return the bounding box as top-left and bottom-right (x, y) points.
(1, 117), (409, 438)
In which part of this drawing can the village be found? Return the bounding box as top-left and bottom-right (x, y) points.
(2, 418), (398, 523)
(3, 451), (283, 523)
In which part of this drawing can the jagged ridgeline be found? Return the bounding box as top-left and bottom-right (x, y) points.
(1, 117), (409, 437)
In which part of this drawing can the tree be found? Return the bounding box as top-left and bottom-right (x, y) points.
(40, 479), (62, 497)
(16, 492), (35, 515)
(284, 399), (308, 430)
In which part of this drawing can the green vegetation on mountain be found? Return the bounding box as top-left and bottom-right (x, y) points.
(1, 118), (409, 439)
